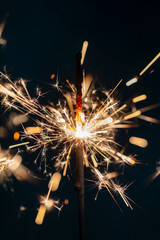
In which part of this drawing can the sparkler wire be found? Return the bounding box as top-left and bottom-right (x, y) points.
(74, 52), (86, 240)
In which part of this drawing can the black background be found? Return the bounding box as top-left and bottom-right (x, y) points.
(0, 1), (160, 239)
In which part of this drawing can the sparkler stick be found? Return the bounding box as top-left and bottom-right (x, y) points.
(74, 52), (86, 240)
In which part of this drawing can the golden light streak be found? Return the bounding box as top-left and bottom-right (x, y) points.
(9, 142), (30, 149)
(21, 79), (31, 100)
(0, 84), (16, 97)
(123, 110), (141, 120)
(63, 145), (73, 176)
(132, 94), (147, 103)
(65, 93), (75, 120)
(139, 103), (160, 114)
(139, 52), (160, 76)
(107, 172), (118, 179)
(116, 152), (135, 165)
(108, 104), (127, 118)
(48, 172), (61, 191)
(129, 136), (148, 148)
(91, 154), (98, 168)
(83, 148), (89, 167)
(46, 179), (54, 203)
(99, 79), (123, 110)
(108, 124), (139, 128)
(126, 77), (138, 87)
(138, 114), (160, 124)
(66, 79), (75, 92)
(57, 86), (65, 96)
(35, 205), (46, 225)
(81, 41), (88, 65)
(26, 127), (42, 134)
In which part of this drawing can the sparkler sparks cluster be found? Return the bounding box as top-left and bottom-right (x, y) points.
(0, 42), (160, 224)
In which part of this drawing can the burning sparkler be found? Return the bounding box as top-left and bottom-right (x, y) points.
(0, 42), (160, 237)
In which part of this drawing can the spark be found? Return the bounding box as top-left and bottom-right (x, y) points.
(129, 137), (148, 148)
(48, 172), (61, 192)
(66, 79), (75, 92)
(35, 205), (46, 225)
(63, 145), (73, 176)
(99, 79), (123, 110)
(26, 127), (42, 134)
(132, 94), (147, 103)
(138, 115), (160, 124)
(13, 132), (20, 141)
(83, 148), (89, 167)
(126, 77), (138, 87)
(123, 110), (141, 120)
(64, 199), (69, 205)
(139, 52), (160, 76)
(50, 74), (55, 79)
(9, 142), (30, 149)
(91, 154), (98, 168)
(116, 152), (136, 165)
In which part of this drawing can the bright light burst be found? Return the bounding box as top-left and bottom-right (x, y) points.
(0, 45), (160, 222)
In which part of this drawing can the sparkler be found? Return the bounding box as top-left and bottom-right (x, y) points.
(0, 42), (160, 238)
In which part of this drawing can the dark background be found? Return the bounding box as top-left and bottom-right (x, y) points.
(0, 1), (160, 239)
